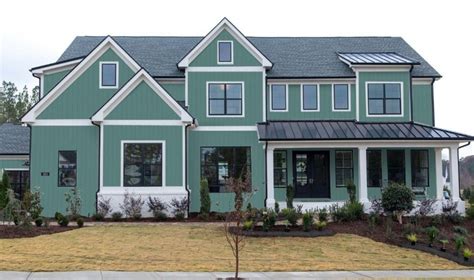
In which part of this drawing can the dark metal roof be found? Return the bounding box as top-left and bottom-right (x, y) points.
(338, 52), (419, 65)
(51, 36), (440, 78)
(257, 121), (474, 141)
(0, 123), (30, 155)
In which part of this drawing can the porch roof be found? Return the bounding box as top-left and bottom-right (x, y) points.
(257, 121), (474, 142)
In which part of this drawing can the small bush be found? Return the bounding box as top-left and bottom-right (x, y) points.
(454, 234), (467, 255)
(58, 216), (69, 227)
(170, 197), (189, 220)
(406, 233), (417, 245)
(282, 207), (299, 227)
(317, 208), (328, 222)
(453, 226), (469, 236)
(466, 205), (474, 220)
(147, 197), (168, 221)
(199, 179), (211, 217)
(329, 204), (345, 223)
(76, 218), (84, 228)
(175, 212), (185, 221)
(346, 181), (356, 203)
(97, 195), (112, 219)
(426, 226), (440, 246)
(34, 217), (43, 227)
(381, 183), (414, 224)
(345, 201), (364, 221)
(262, 209), (277, 232)
(430, 214), (445, 227)
(439, 239), (449, 251)
(0, 172), (11, 209)
(415, 199), (437, 217)
(302, 211), (314, 232)
(22, 189), (43, 220)
(464, 248), (473, 260)
(368, 212), (381, 232)
(446, 212), (464, 225)
(274, 202), (280, 214)
(54, 212), (63, 221)
(65, 186), (82, 220)
(111, 211), (123, 221)
(92, 213), (104, 221)
(315, 220), (327, 231)
(243, 220), (253, 231)
(120, 192), (144, 220)
(286, 184), (294, 209)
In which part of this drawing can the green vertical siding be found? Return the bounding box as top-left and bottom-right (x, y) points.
(106, 81), (180, 120)
(161, 82), (185, 102)
(43, 69), (71, 95)
(187, 130), (265, 212)
(412, 84), (434, 125)
(39, 49), (135, 119)
(30, 126), (98, 217)
(103, 126), (183, 187)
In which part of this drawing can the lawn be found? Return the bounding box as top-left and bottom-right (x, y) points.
(0, 223), (465, 272)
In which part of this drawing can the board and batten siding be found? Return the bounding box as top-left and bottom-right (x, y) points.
(161, 82), (185, 102)
(42, 69), (71, 96)
(412, 84), (434, 126)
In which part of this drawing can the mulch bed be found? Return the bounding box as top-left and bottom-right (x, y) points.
(0, 225), (75, 239)
(232, 225), (334, 237)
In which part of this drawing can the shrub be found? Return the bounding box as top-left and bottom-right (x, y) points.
(430, 214), (445, 227)
(170, 197), (189, 220)
(65, 186), (82, 220)
(97, 195), (112, 219)
(329, 203), (344, 223)
(346, 181), (356, 203)
(55, 212), (64, 222)
(147, 197), (168, 221)
(406, 233), (417, 245)
(199, 179), (211, 217)
(120, 191), (144, 220)
(446, 212), (464, 225)
(454, 234), (468, 255)
(35, 217), (43, 227)
(381, 183), (414, 224)
(244, 206), (260, 222)
(467, 205), (474, 220)
(286, 184), (294, 209)
(76, 218), (84, 228)
(0, 172), (11, 209)
(464, 248), (473, 260)
(21, 188), (43, 220)
(92, 213), (104, 221)
(274, 202), (280, 214)
(58, 216), (69, 227)
(439, 239), (449, 251)
(302, 211), (314, 232)
(2, 189), (21, 225)
(243, 220), (253, 231)
(368, 212), (380, 232)
(282, 207), (299, 227)
(426, 226), (440, 247)
(262, 209), (276, 232)
(315, 220), (327, 231)
(345, 201), (364, 221)
(111, 211), (123, 221)
(317, 208), (328, 222)
(415, 199), (437, 217)
(453, 226), (469, 236)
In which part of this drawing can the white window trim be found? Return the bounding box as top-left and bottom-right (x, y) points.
(365, 81), (404, 117)
(99, 61), (119, 89)
(332, 83), (351, 112)
(206, 81), (245, 118)
(300, 83), (320, 112)
(120, 140), (166, 188)
(269, 84), (288, 112)
(217, 40), (234, 65)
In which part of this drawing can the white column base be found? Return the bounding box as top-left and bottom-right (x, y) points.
(266, 198), (276, 209)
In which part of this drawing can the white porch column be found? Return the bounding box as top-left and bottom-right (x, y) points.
(435, 148), (444, 200)
(266, 146), (275, 208)
(358, 146), (368, 203)
(449, 145), (460, 201)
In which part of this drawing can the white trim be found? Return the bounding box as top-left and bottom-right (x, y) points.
(267, 78), (356, 84)
(267, 140), (464, 149)
(358, 146), (368, 203)
(99, 186), (186, 195)
(99, 61), (119, 89)
(3, 168), (29, 171)
(413, 78), (434, 85)
(187, 66), (264, 72)
(31, 58), (82, 75)
(217, 40), (234, 65)
(262, 71), (267, 122)
(365, 81), (404, 117)
(266, 146), (275, 208)
(22, 37), (141, 124)
(0, 155), (29, 160)
(356, 72), (360, 121)
(332, 83), (351, 112)
(102, 120), (185, 126)
(193, 126), (257, 132)
(269, 84), (288, 112)
(300, 83), (320, 112)
(178, 18), (272, 68)
(31, 119), (93, 126)
(120, 140), (166, 188)
(99, 124), (104, 190)
(184, 68), (189, 107)
(206, 81), (245, 118)
(40, 76), (44, 98)
(182, 125), (186, 190)
(92, 69), (193, 123)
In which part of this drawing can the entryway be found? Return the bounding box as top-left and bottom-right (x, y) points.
(293, 151), (330, 198)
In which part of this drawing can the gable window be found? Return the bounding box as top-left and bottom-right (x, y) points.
(335, 151), (353, 187)
(208, 83), (243, 116)
(301, 84), (318, 111)
(387, 150), (405, 184)
(411, 150), (429, 188)
(367, 83), (402, 115)
(100, 62), (118, 88)
(58, 151), (77, 187)
(271, 84), (287, 111)
(123, 142), (163, 187)
(218, 41), (233, 64)
(333, 84), (350, 111)
(274, 150), (287, 186)
(201, 147), (251, 193)
(367, 150), (382, 187)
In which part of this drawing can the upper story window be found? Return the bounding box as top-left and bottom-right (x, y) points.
(270, 84), (287, 111)
(58, 150), (77, 187)
(123, 142), (163, 187)
(301, 84), (319, 111)
(333, 84), (350, 111)
(100, 61), (119, 89)
(208, 82), (243, 116)
(367, 83), (402, 115)
(217, 41), (233, 64)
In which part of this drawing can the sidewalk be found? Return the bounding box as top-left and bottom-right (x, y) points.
(1, 270), (473, 279)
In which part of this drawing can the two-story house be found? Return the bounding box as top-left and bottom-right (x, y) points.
(20, 18), (473, 217)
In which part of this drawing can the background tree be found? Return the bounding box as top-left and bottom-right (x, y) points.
(0, 81), (39, 124)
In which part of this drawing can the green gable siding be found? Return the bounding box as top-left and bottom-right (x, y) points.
(39, 49), (135, 119)
(412, 84), (434, 126)
(358, 71), (410, 122)
(188, 71), (263, 126)
(161, 82), (185, 102)
(190, 29), (261, 67)
(267, 84), (356, 120)
(106, 81), (180, 120)
(103, 126), (183, 187)
(0, 159), (28, 170)
(43, 69), (71, 95)
(30, 126), (98, 217)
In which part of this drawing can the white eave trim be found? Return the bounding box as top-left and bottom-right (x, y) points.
(31, 58), (82, 76)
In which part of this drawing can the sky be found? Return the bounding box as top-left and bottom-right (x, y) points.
(1, 0), (473, 156)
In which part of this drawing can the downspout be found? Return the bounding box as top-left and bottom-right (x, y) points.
(184, 119), (195, 217)
(264, 140), (268, 208)
(27, 124), (32, 188)
(431, 78), (436, 126)
(91, 121), (101, 215)
(409, 65), (414, 122)
(457, 141), (471, 199)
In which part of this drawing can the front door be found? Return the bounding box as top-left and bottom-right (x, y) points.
(294, 151), (330, 198)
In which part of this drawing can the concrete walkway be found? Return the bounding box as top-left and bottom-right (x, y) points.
(1, 270), (473, 279)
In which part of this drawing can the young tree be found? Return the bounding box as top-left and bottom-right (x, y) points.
(381, 183), (415, 224)
(200, 178), (211, 217)
(0, 172), (11, 209)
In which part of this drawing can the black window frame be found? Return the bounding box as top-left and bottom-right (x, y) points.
(58, 150), (77, 187)
(335, 150), (353, 187)
(274, 150), (287, 187)
(387, 149), (405, 185)
(218, 41), (233, 63)
(333, 84), (350, 111)
(100, 62), (118, 87)
(208, 83), (243, 116)
(123, 143), (163, 187)
(367, 83), (402, 115)
(367, 149), (382, 188)
(301, 84), (319, 111)
(270, 84), (287, 111)
(5, 170), (29, 200)
(411, 149), (429, 188)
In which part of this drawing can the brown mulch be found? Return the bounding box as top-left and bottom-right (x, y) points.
(0, 225), (75, 239)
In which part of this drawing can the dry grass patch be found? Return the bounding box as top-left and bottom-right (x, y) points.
(0, 223), (465, 271)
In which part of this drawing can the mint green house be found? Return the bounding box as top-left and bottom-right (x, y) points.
(21, 18), (473, 217)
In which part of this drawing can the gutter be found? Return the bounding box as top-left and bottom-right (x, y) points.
(184, 118), (196, 216)
(457, 141), (471, 199)
(91, 120), (101, 215)
(264, 140), (268, 208)
(409, 65), (414, 122)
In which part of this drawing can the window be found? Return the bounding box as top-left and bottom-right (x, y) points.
(271, 84), (287, 111)
(301, 84), (318, 111)
(367, 150), (382, 187)
(412, 150), (429, 188)
(274, 150), (287, 186)
(367, 83), (402, 115)
(208, 83), (243, 116)
(100, 62), (118, 88)
(58, 151), (77, 187)
(387, 150), (405, 184)
(335, 151), (353, 187)
(218, 41), (233, 63)
(5, 170), (29, 200)
(333, 84), (350, 111)
(201, 147), (251, 193)
(123, 143), (163, 187)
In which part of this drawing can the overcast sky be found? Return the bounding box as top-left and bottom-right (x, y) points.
(1, 0), (473, 156)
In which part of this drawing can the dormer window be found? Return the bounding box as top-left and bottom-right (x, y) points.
(100, 62), (118, 88)
(217, 41), (233, 64)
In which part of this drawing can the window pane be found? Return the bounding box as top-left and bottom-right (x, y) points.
(274, 151), (287, 168)
(209, 84), (225, 99)
(385, 84), (401, 98)
(412, 150), (429, 188)
(226, 100), (242, 115)
(368, 99), (384, 114)
(58, 151), (77, 187)
(385, 99), (401, 114)
(388, 150), (405, 184)
(367, 150), (382, 187)
(334, 84), (349, 110)
(123, 143), (163, 187)
(226, 84), (242, 99)
(368, 84), (383, 98)
(274, 151), (287, 185)
(218, 42), (232, 62)
(271, 85), (286, 110)
(101, 63), (117, 86)
(303, 85), (318, 110)
(209, 100), (225, 115)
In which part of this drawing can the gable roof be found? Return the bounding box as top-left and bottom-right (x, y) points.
(54, 36), (440, 78)
(0, 123), (30, 155)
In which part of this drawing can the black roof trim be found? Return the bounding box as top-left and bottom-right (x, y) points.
(30, 56), (85, 71)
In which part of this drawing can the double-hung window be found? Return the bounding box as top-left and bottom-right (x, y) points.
(58, 151), (77, 187)
(100, 62), (118, 88)
(411, 150), (429, 188)
(387, 150), (405, 184)
(367, 83), (402, 115)
(367, 150), (382, 187)
(335, 151), (353, 187)
(333, 84), (350, 111)
(217, 41), (233, 64)
(123, 142), (163, 187)
(301, 84), (318, 111)
(271, 84), (287, 111)
(208, 83), (243, 116)
(274, 150), (287, 186)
